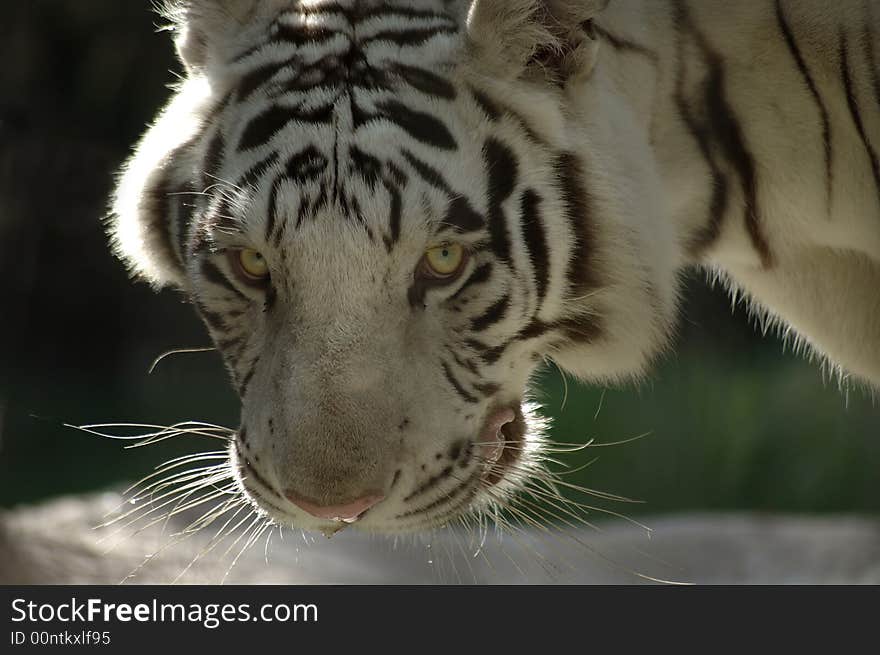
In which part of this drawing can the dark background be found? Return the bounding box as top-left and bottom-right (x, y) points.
(1, 1), (878, 517)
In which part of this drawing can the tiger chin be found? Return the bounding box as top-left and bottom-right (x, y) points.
(109, 0), (880, 536)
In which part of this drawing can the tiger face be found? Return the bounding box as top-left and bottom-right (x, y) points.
(111, 0), (678, 534)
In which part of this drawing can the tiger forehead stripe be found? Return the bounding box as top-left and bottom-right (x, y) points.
(189, 1), (467, 248)
(231, 4), (460, 103)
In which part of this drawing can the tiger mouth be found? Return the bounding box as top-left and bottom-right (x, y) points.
(478, 403), (527, 487)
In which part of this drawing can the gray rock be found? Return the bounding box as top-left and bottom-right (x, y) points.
(1, 493), (878, 584)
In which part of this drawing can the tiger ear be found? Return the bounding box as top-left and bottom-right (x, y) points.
(109, 78), (213, 289)
(465, 0), (608, 83)
(110, 1), (255, 289)
(162, 0), (265, 72)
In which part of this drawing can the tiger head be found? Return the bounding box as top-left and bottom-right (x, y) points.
(111, 0), (678, 534)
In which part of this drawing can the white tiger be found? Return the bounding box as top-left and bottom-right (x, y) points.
(110, 0), (880, 535)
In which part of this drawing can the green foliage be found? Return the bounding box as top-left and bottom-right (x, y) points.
(535, 351), (880, 517)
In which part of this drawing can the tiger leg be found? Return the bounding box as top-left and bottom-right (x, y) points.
(723, 248), (880, 388)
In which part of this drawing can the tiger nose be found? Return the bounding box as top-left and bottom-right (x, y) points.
(284, 491), (385, 523)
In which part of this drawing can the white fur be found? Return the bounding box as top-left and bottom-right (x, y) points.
(109, 0), (879, 535)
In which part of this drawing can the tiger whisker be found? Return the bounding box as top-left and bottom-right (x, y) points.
(123, 453), (230, 498)
(450, 472), (567, 580)
(220, 514), (269, 585)
(171, 501), (252, 584)
(506, 493), (687, 585)
(519, 477), (653, 534)
(69, 422), (234, 447)
(99, 473), (234, 537)
(202, 171), (245, 194)
(148, 346), (216, 374)
(476, 457), (642, 504)
(127, 465), (231, 512)
(178, 495), (246, 535)
(481, 494), (578, 579)
(99, 469), (226, 531)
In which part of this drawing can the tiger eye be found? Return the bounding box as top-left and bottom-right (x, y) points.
(236, 248), (269, 281)
(423, 243), (465, 278)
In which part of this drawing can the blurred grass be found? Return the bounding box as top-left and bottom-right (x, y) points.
(536, 352), (880, 516)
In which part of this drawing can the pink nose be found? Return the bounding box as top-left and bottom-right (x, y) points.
(284, 492), (385, 523)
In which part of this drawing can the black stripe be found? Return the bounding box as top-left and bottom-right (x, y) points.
(205, 197), (242, 235)
(469, 88), (545, 146)
(841, 28), (880, 201)
(470, 295), (510, 333)
(218, 334), (249, 363)
(387, 162), (408, 188)
(441, 361), (478, 404)
(473, 382), (500, 397)
(363, 26), (457, 47)
(401, 464), (457, 505)
(201, 128), (226, 188)
(396, 472), (477, 519)
(195, 301), (227, 332)
(349, 195), (374, 240)
(450, 262), (492, 301)
(232, 41), (269, 64)
(554, 153), (599, 297)
(673, 1), (727, 260)
(441, 197), (484, 233)
(465, 338), (511, 365)
(375, 100), (457, 150)
(480, 344), (508, 365)
(187, 222), (214, 257)
(239, 105), (293, 152)
(448, 348), (480, 376)
(275, 24), (339, 48)
(470, 88), (501, 120)
(396, 477), (480, 526)
(776, 0), (833, 216)
(275, 59), (351, 95)
(238, 104), (333, 152)
(593, 24), (659, 63)
(145, 132), (208, 271)
(199, 259), (248, 302)
(286, 146), (329, 182)
(702, 52), (773, 267)
(360, 6), (452, 22)
(238, 355), (259, 397)
(264, 285), (277, 313)
(165, 178), (196, 268)
(266, 175), (284, 244)
(483, 139), (517, 263)
(265, 147), (328, 241)
(237, 152), (280, 191)
(236, 58), (295, 102)
(674, 1), (773, 267)
(216, 334), (246, 355)
(385, 182), (403, 250)
(519, 189), (550, 305)
(391, 64), (456, 100)
(866, 14), (880, 108)
(350, 146), (382, 188)
(513, 314), (602, 345)
(516, 319), (554, 341)
(312, 185), (329, 221)
(464, 338), (489, 352)
(401, 150), (454, 194)
(295, 196), (310, 230)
